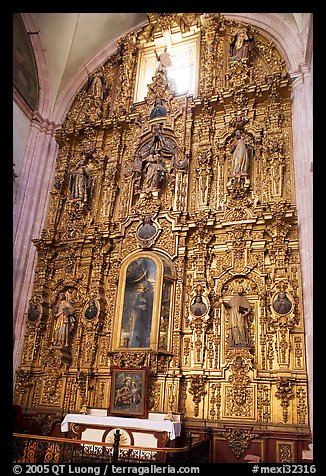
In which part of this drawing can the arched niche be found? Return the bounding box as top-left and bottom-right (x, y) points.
(112, 251), (175, 352)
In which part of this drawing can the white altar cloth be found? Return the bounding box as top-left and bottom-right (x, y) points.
(61, 414), (181, 440)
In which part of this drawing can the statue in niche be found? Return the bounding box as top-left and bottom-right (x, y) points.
(148, 123), (166, 152)
(272, 292), (292, 315)
(149, 97), (167, 119)
(229, 26), (254, 62)
(229, 130), (249, 177)
(129, 153), (143, 193)
(88, 67), (105, 100)
(221, 285), (252, 348)
(127, 123), (176, 195)
(142, 152), (167, 194)
(120, 258), (156, 348)
(190, 295), (208, 316)
(155, 47), (172, 72)
(69, 156), (91, 205)
(52, 292), (75, 348)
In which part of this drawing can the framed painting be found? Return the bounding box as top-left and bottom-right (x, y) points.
(13, 14), (39, 110)
(108, 367), (149, 418)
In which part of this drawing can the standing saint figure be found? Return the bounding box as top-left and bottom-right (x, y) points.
(222, 286), (252, 347)
(229, 27), (253, 61)
(88, 68), (104, 100)
(142, 152), (167, 193)
(229, 130), (249, 176)
(69, 157), (91, 204)
(155, 47), (172, 71)
(52, 292), (75, 348)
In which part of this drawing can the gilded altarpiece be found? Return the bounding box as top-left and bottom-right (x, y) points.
(15, 13), (310, 461)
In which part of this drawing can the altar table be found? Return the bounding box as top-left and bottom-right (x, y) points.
(61, 413), (181, 448)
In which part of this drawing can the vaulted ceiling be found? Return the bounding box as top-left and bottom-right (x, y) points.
(31, 13), (147, 106)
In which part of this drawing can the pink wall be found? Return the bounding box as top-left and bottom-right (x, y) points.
(13, 13), (59, 375)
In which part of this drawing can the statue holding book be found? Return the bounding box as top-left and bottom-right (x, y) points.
(221, 285), (252, 347)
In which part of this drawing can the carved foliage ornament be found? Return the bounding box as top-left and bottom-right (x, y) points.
(189, 375), (207, 417)
(275, 377), (294, 423)
(216, 428), (259, 458)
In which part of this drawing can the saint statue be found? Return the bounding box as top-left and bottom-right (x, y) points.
(69, 157), (91, 204)
(88, 68), (104, 100)
(222, 286), (252, 347)
(229, 130), (249, 176)
(155, 47), (172, 71)
(52, 292), (75, 348)
(142, 152), (167, 194)
(229, 27), (253, 61)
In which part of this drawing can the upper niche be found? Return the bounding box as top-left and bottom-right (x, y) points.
(134, 21), (200, 102)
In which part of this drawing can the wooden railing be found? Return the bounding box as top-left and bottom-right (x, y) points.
(13, 432), (210, 464)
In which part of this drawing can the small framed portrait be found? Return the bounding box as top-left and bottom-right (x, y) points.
(83, 299), (99, 321)
(27, 302), (41, 323)
(136, 215), (158, 248)
(108, 367), (149, 418)
(190, 294), (208, 316)
(272, 291), (293, 315)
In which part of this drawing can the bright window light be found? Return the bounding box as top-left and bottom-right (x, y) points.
(167, 48), (193, 94)
(134, 35), (199, 103)
(168, 65), (192, 95)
